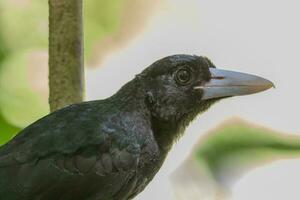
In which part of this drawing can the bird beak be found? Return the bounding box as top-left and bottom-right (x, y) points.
(194, 68), (274, 100)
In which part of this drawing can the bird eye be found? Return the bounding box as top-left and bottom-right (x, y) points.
(175, 68), (192, 85)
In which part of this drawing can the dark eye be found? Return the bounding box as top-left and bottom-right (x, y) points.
(175, 68), (192, 85)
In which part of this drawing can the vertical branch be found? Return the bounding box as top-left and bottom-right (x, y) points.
(48, 0), (84, 112)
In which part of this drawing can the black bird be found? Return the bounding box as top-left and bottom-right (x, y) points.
(0, 55), (273, 200)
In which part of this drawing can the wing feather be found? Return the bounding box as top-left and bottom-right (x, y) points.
(0, 101), (142, 199)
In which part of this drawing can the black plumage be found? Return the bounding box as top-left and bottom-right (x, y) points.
(0, 55), (273, 200)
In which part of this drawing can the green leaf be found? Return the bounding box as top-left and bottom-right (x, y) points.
(193, 119), (300, 179)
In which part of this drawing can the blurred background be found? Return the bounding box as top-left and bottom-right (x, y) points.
(0, 0), (300, 199)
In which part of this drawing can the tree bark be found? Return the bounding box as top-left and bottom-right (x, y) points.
(48, 0), (84, 112)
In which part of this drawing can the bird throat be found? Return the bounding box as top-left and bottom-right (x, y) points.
(149, 98), (217, 153)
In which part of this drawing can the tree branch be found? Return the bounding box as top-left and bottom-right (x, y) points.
(48, 0), (84, 112)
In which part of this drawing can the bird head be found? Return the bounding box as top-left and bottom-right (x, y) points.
(138, 55), (273, 125)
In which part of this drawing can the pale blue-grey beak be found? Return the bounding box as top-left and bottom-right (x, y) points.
(195, 68), (274, 100)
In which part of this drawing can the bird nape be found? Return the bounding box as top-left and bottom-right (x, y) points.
(0, 55), (273, 200)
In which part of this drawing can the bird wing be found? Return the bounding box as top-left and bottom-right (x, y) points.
(0, 144), (140, 199)
(0, 101), (134, 165)
(0, 102), (142, 199)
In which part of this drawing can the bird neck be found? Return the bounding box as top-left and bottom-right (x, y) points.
(148, 100), (216, 153)
(110, 78), (180, 152)
(109, 78), (152, 120)
(150, 117), (185, 153)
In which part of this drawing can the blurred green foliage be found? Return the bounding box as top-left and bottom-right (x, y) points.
(194, 120), (300, 180)
(0, 1), (48, 51)
(0, 29), (8, 64)
(0, 114), (20, 146)
(0, 0), (125, 145)
(84, 0), (124, 59)
(0, 51), (49, 128)
(0, 0), (124, 59)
